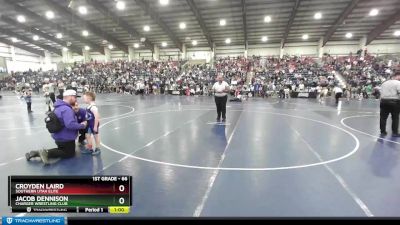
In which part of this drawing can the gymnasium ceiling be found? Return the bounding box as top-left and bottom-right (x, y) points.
(0, 0), (399, 56)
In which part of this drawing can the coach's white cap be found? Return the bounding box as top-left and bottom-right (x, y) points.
(63, 89), (77, 97)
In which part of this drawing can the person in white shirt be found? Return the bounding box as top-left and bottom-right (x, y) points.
(71, 81), (78, 92)
(379, 72), (400, 136)
(333, 86), (343, 105)
(284, 86), (290, 99)
(42, 81), (52, 112)
(137, 81), (145, 96)
(299, 83), (305, 91)
(212, 75), (230, 122)
(47, 81), (56, 104)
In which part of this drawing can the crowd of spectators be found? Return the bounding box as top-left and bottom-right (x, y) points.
(0, 54), (398, 100)
(244, 56), (334, 98)
(0, 58), (243, 96)
(322, 53), (399, 99)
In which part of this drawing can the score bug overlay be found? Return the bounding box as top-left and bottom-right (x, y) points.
(8, 176), (132, 214)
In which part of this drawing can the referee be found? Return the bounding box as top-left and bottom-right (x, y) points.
(380, 71), (400, 137)
(212, 75), (230, 122)
(333, 85), (343, 105)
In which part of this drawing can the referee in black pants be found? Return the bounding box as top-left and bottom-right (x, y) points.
(380, 71), (400, 137)
(212, 75), (230, 122)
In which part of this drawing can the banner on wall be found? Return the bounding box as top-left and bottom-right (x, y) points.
(291, 92), (317, 99)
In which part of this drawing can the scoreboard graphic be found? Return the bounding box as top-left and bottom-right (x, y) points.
(8, 176), (132, 214)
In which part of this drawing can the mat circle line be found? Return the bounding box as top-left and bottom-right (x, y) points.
(100, 108), (360, 171)
(340, 114), (400, 145)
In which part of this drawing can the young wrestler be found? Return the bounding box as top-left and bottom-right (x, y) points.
(82, 92), (101, 155)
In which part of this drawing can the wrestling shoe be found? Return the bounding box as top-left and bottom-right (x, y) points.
(81, 148), (93, 154)
(78, 141), (87, 147)
(92, 148), (101, 156)
(39, 149), (49, 165)
(25, 151), (39, 161)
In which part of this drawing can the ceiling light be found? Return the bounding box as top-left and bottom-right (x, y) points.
(143, 25), (150, 32)
(302, 34), (309, 40)
(394, 30), (400, 37)
(78, 6), (87, 15)
(369, 8), (379, 16)
(345, 32), (353, 38)
(225, 38), (231, 44)
(264, 16), (271, 23)
(134, 43), (140, 48)
(314, 12), (322, 20)
(179, 22), (186, 29)
(33, 35), (39, 41)
(116, 1), (126, 10)
(17, 15), (26, 23)
(108, 44), (114, 49)
(161, 42), (167, 47)
(62, 47), (68, 51)
(160, 0), (169, 6)
(192, 40), (197, 46)
(45, 11), (54, 19)
(220, 19), (226, 26)
(82, 30), (89, 36)
(56, 33), (63, 39)
(84, 46), (90, 51)
(11, 37), (18, 43)
(262, 36), (268, 42)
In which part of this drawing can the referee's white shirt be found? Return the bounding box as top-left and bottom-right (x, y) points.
(380, 80), (400, 100)
(333, 87), (343, 94)
(212, 81), (229, 97)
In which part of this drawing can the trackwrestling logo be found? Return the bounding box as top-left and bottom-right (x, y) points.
(2, 217), (64, 225)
